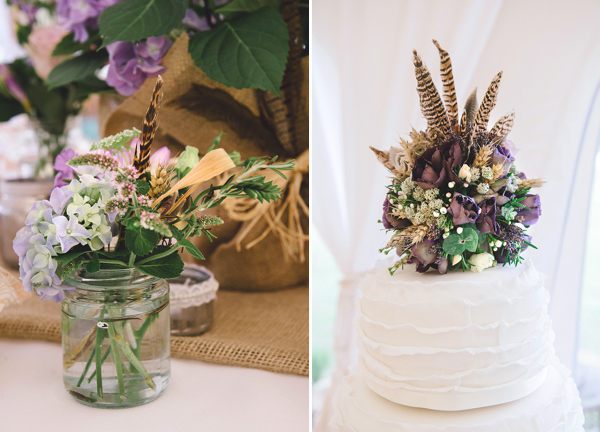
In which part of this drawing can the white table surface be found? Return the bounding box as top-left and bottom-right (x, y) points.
(0, 339), (309, 432)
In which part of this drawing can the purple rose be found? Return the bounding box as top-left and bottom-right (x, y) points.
(408, 239), (448, 274)
(441, 139), (464, 183)
(517, 194), (542, 226)
(412, 139), (463, 190)
(106, 37), (172, 96)
(476, 197), (499, 234)
(448, 192), (480, 226)
(494, 186), (514, 206)
(54, 148), (76, 187)
(382, 196), (410, 230)
(491, 146), (515, 177)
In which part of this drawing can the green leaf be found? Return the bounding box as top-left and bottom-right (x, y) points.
(188, 7), (290, 95)
(97, 249), (130, 258)
(52, 32), (102, 56)
(135, 179), (151, 196)
(46, 50), (108, 89)
(54, 249), (91, 263)
(86, 254), (101, 273)
(16, 24), (32, 45)
(207, 131), (225, 153)
(461, 228), (479, 253)
(135, 251), (184, 279)
(178, 239), (205, 260)
(125, 227), (159, 256)
(90, 128), (141, 151)
(98, 0), (187, 45)
(217, 0), (281, 18)
(169, 225), (185, 242)
(442, 234), (466, 256)
(0, 93), (25, 122)
(174, 146), (199, 177)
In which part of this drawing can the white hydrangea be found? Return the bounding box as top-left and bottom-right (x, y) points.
(429, 199), (444, 210)
(481, 166), (493, 180)
(424, 188), (439, 201)
(477, 183), (490, 194)
(400, 178), (414, 194)
(470, 167), (481, 182)
(413, 186), (425, 201)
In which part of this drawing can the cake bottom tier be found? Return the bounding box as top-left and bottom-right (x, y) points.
(331, 359), (584, 432)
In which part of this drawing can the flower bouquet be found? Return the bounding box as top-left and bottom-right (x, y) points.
(12, 77), (294, 407)
(372, 40), (543, 275)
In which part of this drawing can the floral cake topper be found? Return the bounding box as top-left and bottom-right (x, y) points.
(373, 40), (543, 274)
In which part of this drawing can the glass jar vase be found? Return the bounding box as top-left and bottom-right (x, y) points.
(62, 268), (170, 408)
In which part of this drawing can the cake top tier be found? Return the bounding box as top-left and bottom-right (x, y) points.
(372, 40), (543, 276)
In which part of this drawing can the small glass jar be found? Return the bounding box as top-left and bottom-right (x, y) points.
(62, 268), (170, 408)
(169, 265), (218, 336)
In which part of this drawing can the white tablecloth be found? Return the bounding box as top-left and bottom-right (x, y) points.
(0, 339), (308, 432)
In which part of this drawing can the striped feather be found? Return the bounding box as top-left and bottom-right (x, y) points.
(464, 88), (478, 125)
(370, 147), (396, 173)
(432, 40), (458, 131)
(490, 110), (515, 138)
(413, 50), (451, 137)
(135, 75), (163, 176)
(459, 109), (467, 136)
(474, 71), (503, 133)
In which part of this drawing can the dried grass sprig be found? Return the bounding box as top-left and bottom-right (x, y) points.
(385, 224), (429, 250)
(518, 178), (546, 190)
(491, 164), (504, 182)
(473, 144), (494, 168)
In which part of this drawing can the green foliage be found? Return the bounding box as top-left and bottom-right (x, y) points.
(174, 146), (199, 178)
(188, 7), (289, 95)
(134, 250), (184, 279)
(235, 176), (281, 203)
(46, 50), (109, 89)
(86, 253), (100, 273)
(461, 223), (486, 245)
(90, 128), (141, 151)
(442, 228), (479, 255)
(52, 32), (102, 56)
(98, 0), (187, 45)
(177, 239), (205, 260)
(135, 179), (151, 196)
(217, 0), (281, 18)
(207, 131), (225, 153)
(125, 227), (159, 256)
(0, 92), (25, 122)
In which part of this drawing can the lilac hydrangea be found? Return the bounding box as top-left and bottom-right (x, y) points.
(54, 148), (76, 187)
(106, 37), (172, 96)
(55, 0), (118, 43)
(13, 175), (116, 302)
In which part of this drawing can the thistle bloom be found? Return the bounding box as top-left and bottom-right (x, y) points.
(106, 37), (172, 96)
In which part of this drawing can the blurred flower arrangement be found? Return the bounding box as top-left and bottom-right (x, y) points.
(372, 40), (543, 275)
(14, 76), (294, 301)
(12, 76), (293, 401)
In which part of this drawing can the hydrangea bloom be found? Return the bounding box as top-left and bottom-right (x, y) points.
(55, 0), (118, 42)
(54, 148), (76, 187)
(106, 37), (172, 96)
(13, 175), (115, 302)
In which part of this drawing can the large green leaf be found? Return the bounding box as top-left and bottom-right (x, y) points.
(52, 32), (102, 56)
(217, 0), (280, 18)
(46, 51), (108, 89)
(188, 7), (289, 95)
(177, 239), (205, 260)
(98, 0), (187, 45)
(125, 227), (159, 256)
(135, 252), (184, 279)
(0, 93), (25, 122)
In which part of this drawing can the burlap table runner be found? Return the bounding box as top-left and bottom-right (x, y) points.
(0, 283), (308, 376)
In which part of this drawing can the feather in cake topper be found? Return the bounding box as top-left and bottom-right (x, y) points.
(134, 75), (163, 176)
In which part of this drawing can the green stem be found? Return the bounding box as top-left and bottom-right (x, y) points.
(77, 346), (96, 387)
(128, 253), (136, 267)
(112, 321), (156, 390)
(107, 322), (126, 399)
(136, 244), (179, 264)
(94, 324), (105, 398)
(88, 346), (111, 383)
(133, 314), (157, 359)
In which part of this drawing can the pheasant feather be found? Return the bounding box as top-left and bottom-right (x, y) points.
(474, 71), (502, 133)
(490, 110), (515, 139)
(432, 40), (458, 131)
(135, 75), (163, 176)
(413, 50), (451, 138)
(463, 88), (478, 126)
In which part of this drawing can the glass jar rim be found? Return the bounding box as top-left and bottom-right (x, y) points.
(64, 266), (162, 291)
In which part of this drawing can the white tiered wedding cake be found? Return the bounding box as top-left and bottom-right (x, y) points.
(330, 259), (584, 430)
(329, 39), (584, 431)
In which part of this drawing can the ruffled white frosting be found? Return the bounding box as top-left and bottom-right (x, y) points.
(331, 360), (584, 432)
(356, 258), (555, 410)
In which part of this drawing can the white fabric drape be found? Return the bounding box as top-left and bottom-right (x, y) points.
(313, 0), (600, 428)
(0, 3), (25, 63)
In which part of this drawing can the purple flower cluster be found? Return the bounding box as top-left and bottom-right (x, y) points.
(55, 0), (118, 42)
(106, 37), (172, 96)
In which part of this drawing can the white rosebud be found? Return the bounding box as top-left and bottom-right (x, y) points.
(440, 207), (447, 215)
(433, 211), (440, 217)
(502, 241), (507, 246)
(467, 252), (496, 273)
(410, 203), (415, 208)
(493, 247), (499, 252)
(495, 240), (502, 247)
(443, 233), (449, 239)
(452, 255), (462, 266)
(448, 181), (455, 188)
(513, 222), (526, 230)
(456, 227), (463, 234)
(489, 241), (495, 247)
(446, 192), (452, 198)
(458, 164), (471, 183)
(398, 204), (403, 210)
